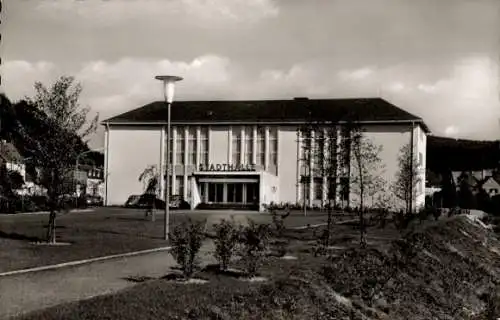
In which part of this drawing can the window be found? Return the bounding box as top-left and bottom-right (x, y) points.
(166, 175), (173, 197)
(340, 177), (350, 201)
(256, 126), (265, 165)
(232, 126), (242, 165)
(175, 126), (185, 165)
(314, 130), (325, 174)
(186, 177), (192, 198)
(175, 175), (184, 196)
(244, 126), (253, 164)
(200, 126), (209, 165)
(419, 152), (423, 166)
(167, 129), (174, 165)
(187, 127), (197, 165)
(269, 127), (278, 165)
(314, 177), (323, 200)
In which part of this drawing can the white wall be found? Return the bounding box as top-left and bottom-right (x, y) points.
(209, 126), (230, 164)
(277, 126), (299, 204)
(106, 126), (163, 206)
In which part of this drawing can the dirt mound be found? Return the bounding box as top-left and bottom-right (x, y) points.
(323, 216), (500, 319)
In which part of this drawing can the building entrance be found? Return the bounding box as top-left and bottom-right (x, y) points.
(201, 182), (259, 207)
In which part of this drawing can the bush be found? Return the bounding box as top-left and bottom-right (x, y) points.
(239, 219), (271, 277)
(271, 208), (290, 237)
(213, 218), (240, 271)
(170, 218), (206, 278)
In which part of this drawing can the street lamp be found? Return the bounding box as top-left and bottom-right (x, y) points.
(155, 75), (183, 241)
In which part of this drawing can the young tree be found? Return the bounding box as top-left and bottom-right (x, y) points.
(457, 172), (475, 210)
(349, 127), (384, 247)
(392, 143), (422, 214)
(18, 76), (98, 243)
(299, 122), (340, 247)
(138, 164), (160, 221)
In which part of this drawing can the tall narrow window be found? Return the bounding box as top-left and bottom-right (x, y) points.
(187, 127), (197, 165)
(175, 175), (184, 196)
(167, 130), (174, 165)
(269, 127), (278, 165)
(314, 130), (325, 176)
(314, 177), (323, 200)
(176, 126), (185, 165)
(244, 126), (253, 164)
(256, 126), (265, 166)
(200, 126), (208, 165)
(232, 126), (242, 165)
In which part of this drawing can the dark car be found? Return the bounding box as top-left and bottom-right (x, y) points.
(124, 194), (190, 210)
(85, 195), (103, 207)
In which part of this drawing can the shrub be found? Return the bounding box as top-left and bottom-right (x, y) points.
(170, 218), (206, 278)
(239, 219), (271, 277)
(213, 218), (240, 271)
(271, 208), (290, 237)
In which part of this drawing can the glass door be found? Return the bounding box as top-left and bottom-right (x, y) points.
(245, 183), (259, 204)
(208, 183), (225, 203)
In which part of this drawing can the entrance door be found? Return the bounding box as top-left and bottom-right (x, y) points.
(245, 183), (259, 204)
(208, 183), (224, 203)
(227, 183), (244, 203)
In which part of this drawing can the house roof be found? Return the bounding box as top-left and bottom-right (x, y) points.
(0, 141), (23, 163)
(478, 175), (500, 188)
(102, 97), (430, 132)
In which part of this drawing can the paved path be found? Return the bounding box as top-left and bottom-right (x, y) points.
(0, 244), (216, 319)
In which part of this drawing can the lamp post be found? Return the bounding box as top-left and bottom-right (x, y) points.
(155, 75), (183, 241)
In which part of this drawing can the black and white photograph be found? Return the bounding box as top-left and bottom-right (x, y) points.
(1, 0), (500, 319)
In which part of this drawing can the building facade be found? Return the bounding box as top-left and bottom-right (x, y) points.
(103, 98), (429, 211)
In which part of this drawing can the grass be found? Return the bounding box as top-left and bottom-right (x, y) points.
(0, 207), (339, 273)
(14, 215), (500, 320)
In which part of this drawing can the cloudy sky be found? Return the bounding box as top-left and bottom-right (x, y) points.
(2, 0), (500, 149)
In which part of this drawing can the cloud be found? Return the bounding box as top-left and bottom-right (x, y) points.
(34, 0), (279, 27)
(444, 125), (459, 138)
(3, 54), (500, 147)
(338, 67), (375, 81)
(0, 60), (59, 99)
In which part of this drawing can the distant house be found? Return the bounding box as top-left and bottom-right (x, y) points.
(0, 141), (50, 196)
(479, 176), (500, 197)
(74, 164), (104, 198)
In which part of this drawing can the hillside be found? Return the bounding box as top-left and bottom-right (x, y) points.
(427, 135), (500, 171)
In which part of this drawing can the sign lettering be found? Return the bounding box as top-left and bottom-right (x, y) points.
(199, 163), (256, 172)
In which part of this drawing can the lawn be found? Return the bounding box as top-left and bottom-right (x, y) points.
(0, 207), (338, 273)
(13, 215), (500, 320)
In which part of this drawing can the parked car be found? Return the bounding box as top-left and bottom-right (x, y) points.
(169, 195), (191, 209)
(124, 194), (190, 210)
(85, 195), (103, 207)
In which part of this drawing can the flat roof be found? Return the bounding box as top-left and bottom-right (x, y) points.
(102, 97), (430, 132)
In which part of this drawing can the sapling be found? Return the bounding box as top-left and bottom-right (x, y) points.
(170, 218), (206, 279)
(213, 217), (240, 271)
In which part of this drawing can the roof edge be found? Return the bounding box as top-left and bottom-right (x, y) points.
(101, 119), (431, 133)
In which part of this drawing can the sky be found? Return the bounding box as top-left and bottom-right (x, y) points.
(2, 0), (500, 149)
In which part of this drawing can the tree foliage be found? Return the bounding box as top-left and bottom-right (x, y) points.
(392, 143), (421, 213)
(17, 76), (98, 242)
(349, 128), (385, 211)
(349, 126), (385, 247)
(138, 165), (160, 221)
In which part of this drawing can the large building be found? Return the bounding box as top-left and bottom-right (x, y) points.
(102, 97), (429, 211)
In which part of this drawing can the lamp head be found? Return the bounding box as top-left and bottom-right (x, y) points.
(155, 75), (183, 103)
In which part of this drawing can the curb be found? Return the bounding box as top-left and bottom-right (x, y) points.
(14, 208), (95, 216)
(0, 246), (172, 278)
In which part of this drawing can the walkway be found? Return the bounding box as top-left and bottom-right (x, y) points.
(0, 243), (216, 319)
